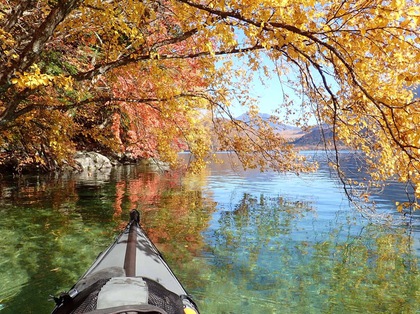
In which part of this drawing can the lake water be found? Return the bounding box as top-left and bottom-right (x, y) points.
(0, 151), (419, 313)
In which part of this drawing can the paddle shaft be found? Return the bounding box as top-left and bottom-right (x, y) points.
(123, 220), (137, 277)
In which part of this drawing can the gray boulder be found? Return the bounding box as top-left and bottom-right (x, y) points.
(74, 151), (113, 171)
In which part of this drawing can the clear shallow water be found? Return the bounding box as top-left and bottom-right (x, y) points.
(195, 152), (420, 313)
(0, 151), (419, 313)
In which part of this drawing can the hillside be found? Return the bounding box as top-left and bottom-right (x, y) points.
(211, 113), (335, 149)
(235, 112), (301, 132)
(235, 112), (305, 141)
(290, 124), (333, 148)
(234, 113), (339, 148)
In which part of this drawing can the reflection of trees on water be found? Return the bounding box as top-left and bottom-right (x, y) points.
(0, 174), (78, 208)
(214, 193), (312, 248)
(1, 162), (419, 313)
(0, 165), (213, 313)
(0, 172), (111, 312)
(208, 193), (313, 278)
(198, 193), (420, 313)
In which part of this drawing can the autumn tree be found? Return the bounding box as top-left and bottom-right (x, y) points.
(1, 1), (420, 209)
(0, 0), (216, 171)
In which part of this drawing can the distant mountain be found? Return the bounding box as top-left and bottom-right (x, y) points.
(232, 112), (337, 147)
(235, 112), (301, 131)
(291, 124), (334, 147)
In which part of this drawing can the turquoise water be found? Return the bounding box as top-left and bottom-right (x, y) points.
(0, 152), (419, 313)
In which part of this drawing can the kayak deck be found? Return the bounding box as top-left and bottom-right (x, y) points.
(51, 210), (199, 314)
(83, 219), (186, 296)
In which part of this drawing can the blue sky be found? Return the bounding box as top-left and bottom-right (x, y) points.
(227, 59), (316, 125)
(218, 30), (312, 123)
(218, 47), (318, 125)
(229, 77), (280, 117)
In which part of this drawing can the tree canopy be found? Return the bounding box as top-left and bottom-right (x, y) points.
(0, 0), (419, 209)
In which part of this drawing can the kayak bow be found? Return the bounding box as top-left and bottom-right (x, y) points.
(52, 210), (199, 314)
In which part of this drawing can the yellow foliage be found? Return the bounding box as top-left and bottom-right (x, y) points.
(11, 65), (54, 90)
(0, 0), (419, 211)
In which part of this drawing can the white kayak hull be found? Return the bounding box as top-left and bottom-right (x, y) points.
(51, 210), (199, 314)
